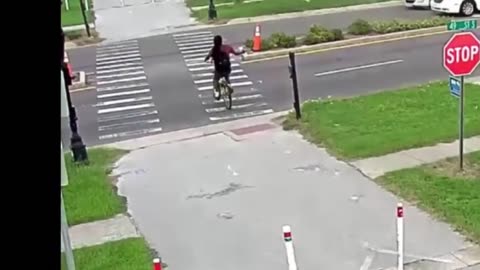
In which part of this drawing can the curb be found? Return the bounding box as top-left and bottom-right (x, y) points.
(244, 26), (447, 62)
(62, 23), (96, 33)
(96, 110), (290, 151)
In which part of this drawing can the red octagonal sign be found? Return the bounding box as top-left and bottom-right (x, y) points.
(443, 32), (480, 76)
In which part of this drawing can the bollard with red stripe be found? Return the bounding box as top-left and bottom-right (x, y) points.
(282, 225), (298, 270)
(153, 258), (162, 270)
(396, 203), (404, 270)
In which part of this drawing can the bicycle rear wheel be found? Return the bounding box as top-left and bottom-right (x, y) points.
(221, 84), (232, 110)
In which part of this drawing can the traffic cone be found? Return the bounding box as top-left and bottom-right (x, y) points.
(64, 51), (74, 79)
(252, 24), (262, 52)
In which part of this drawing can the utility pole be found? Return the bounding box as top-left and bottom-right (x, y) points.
(61, 27), (89, 164)
(288, 52), (301, 120)
(62, 68), (89, 164)
(79, 0), (91, 37)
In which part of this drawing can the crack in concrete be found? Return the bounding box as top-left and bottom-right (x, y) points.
(186, 183), (254, 200)
(293, 163), (328, 172)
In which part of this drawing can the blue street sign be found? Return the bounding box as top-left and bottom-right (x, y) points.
(449, 76), (461, 98)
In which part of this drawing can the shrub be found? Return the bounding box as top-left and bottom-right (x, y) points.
(261, 37), (274, 51)
(330, 29), (344, 41)
(371, 17), (450, 34)
(303, 33), (322, 45)
(347, 19), (373, 35)
(303, 25), (342, 45)
(371, 20), (402, 34)
(309, 25), (330, 35)
(244, 38), (253, 50)
(269, 32), (297, 48)
(303, 31), (336, 45)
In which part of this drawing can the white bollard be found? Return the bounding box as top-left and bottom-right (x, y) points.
(153, 258), (162, 270)
(396, 203), (404, 270)
(282, 225), (298, 270)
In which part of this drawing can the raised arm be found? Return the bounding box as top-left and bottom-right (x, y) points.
(226, 45), (244, 56)
(204, 48), (213, 62)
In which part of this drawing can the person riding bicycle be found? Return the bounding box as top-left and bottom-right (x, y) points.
(204, 35), (245, 100)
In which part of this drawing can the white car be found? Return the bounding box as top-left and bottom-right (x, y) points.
(404, 0), (431, 8)
(430, 0), (479, 16)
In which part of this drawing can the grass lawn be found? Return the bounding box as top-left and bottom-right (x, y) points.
(376, 151), (480, 243)
(190, 0), (389, 21)
(61, 238), (153, 270)
(61, 0), (92, 27)
(283, 81), (480, 160)
(63, 147), (128, 225)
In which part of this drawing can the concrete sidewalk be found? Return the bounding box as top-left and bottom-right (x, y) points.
(352, 136), (480, 179)
(467, 76), (480, 85)
(62, 214), (140, 250)
(93, 0), (195, 42)
(110, 115), (479, 270)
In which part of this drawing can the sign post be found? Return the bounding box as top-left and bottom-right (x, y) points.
(442, 31), (480, 170)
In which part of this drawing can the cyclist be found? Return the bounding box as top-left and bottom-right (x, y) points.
(204, 35), (245, 100)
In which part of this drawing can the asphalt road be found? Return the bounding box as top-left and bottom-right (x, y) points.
(66, 4), (436, 70)
(243, 30), (480, 112)
(215, 5), (437, 45)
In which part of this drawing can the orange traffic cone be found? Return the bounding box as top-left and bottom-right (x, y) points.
(252, 24), (262, 52)
(64, 52), (74, 79)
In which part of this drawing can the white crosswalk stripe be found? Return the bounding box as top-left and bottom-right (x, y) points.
(173, 31), (274, 122)
(94, 40), (163, 142)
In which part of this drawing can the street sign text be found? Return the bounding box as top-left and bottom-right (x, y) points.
(443, 32), (480, 76)
(447, 19), (478, 31)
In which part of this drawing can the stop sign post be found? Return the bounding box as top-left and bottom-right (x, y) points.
(442, 31), (480, 170)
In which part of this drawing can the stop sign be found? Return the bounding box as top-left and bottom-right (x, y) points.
(443, 32), (480, 76)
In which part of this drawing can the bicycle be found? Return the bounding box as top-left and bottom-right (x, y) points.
(207, 46), (245, 110)
(217, 76), (233, 110)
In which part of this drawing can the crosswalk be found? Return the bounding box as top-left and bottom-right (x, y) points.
(95, 40), (163, 141)
(172, 31), (274, 122)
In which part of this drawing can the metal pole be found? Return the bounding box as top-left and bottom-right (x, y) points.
(61, 190), (76, 270)
(85, 0), (89, 11)
(459, 75), (465, 170)
(62, 68), (89, 164)
(208, 0), (217, 20)
(289, 52), (301, 120)
(79, 0), (91, 37)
